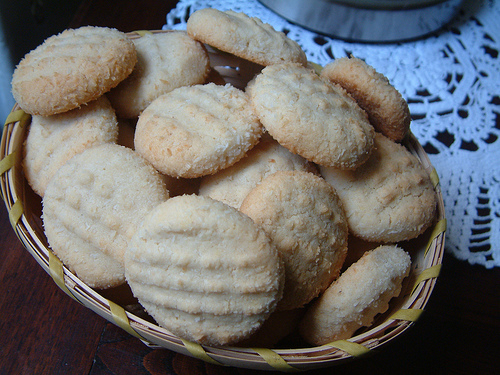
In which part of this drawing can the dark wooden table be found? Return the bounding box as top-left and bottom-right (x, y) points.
(1, 1), (499, 374)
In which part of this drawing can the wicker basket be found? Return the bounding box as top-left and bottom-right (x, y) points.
(0, 30), (446, 372)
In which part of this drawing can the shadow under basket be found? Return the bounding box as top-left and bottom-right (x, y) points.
(0, 30), (446, 372)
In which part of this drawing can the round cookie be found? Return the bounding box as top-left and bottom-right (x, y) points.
(299, 245), (411, 345)
(114, 120), (202, 197)
(124, 195), (284, 346)
(240, 171), (348, 311)
(42, 144), (169, 289)
(24, 95), (118, 197)
(187, 8), (307, 67)
(247, 63), (375, 169)
(107, 31), (210, 119)
(320, 133), (438, 243)
(321, 56), (411, 142)
(199, 132), (317, 209)
(134, 83), (263, 178)
(11, 26), (137, 116)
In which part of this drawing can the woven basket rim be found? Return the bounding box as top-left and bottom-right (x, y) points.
(0, 30), (446, 372)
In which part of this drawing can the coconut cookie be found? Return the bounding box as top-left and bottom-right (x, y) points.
(240, 171), (348, 311)
(12, 26), (137, 116)
(247, 63), (375, 169)
(42, 144), (168, 289)
(186, 8), (307, 67)
(124, 195), (284, 346)
(199, 132), (317, 209)
(24, 96), (119, 197)
(299, 245), (411, 345)
(320, 133), (437, 243)
(108, 31), (210, 119)
(134, 83), (263, 178)
(321, 56), (411, 142)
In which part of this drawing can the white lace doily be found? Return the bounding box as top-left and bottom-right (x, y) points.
(164, 0), (500, 268)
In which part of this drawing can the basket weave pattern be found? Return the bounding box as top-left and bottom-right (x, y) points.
(0, 31), (446, 372)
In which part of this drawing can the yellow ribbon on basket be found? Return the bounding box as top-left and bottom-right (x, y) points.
(326, 340), (370, 357)
(180, 339), (224, 366)
(425, 218), (447, 256)
(429, 168), (440, 189)
(0, 149), (16, 177)
(0, 112), (22, 212)
(108, 300), (147, 341)
(8, 199), (23, 227)
(4, 109), (30, 127)
(389, 308), (424, 322)
(133, 30), (153, 37)
(388, 263), (442, 323)
(252, 348), (300, 372)
(2, 108), (30, 202)
(0, 151), (22, 222)
(48, 251), (81, 303)
(310, 61), (323, 75)
(411, 264), (442, 295)
(0, 147), (17, 202)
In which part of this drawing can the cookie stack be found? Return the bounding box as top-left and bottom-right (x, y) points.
(11, 9), (438, 348)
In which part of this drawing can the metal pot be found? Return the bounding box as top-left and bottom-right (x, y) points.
(258, 0), (464, 42)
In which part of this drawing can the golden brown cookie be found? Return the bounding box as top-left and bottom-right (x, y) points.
(187, 8), (307, 66)
(107, 31), (210, 118)
(124, 194), (284, 346)
(299, 245), (411, 345)
(198, 132), (317, 209)
(321, 56), (411, 142)
(134, 83), (263, 178)
(12, 26), (137, 116)
(247, 63), (374, 169)
(240, 171), (348, 311)
(23, 95), (118, 197)
(320, 133), (437, 243)
(42, 144), (168, 289)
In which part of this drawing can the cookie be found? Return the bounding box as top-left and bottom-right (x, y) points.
(320, 133), (437, 243)
(299, 245), (411, 345)
(240, 171), (348, 311)
(198, 132), (317, 209)
(247, 63), (375, 169)
(134, 83), (263, 178)
(124, 195), (284, 346)
(321, 56), (411, 142)
(42, 144), (168, 289)
(107, 31), (210, 119)
(11, 26), (137, 116)
(186, 8), (307, 67)
(23, 95), (119, 197)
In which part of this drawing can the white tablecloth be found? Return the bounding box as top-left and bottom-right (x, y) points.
(164, 0), (500, 268)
